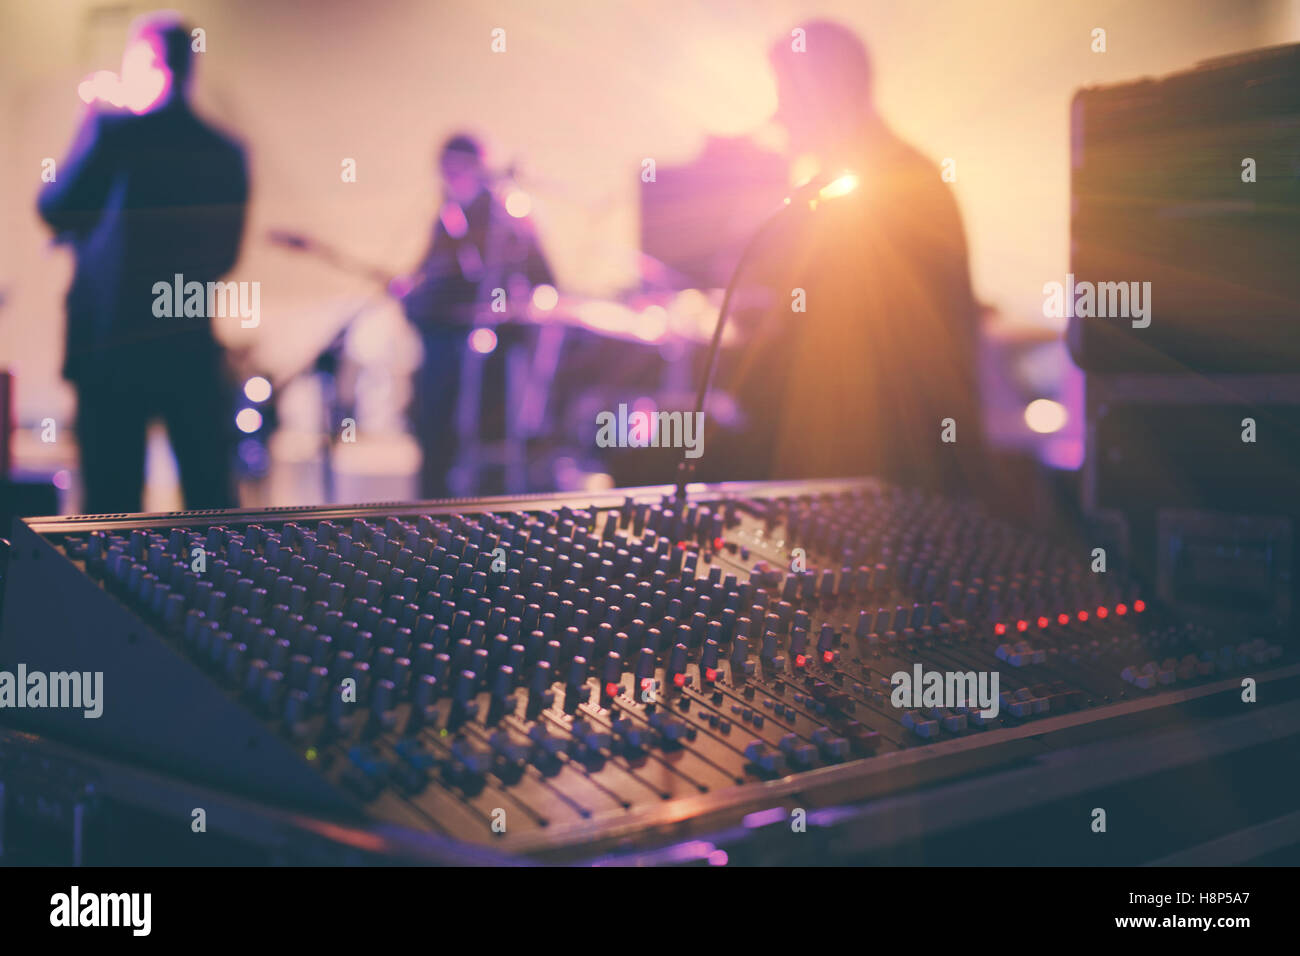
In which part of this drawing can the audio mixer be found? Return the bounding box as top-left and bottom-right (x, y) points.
(2, 478), (1297, 864)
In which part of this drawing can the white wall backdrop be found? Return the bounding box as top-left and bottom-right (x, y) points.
(2, 0), (1297, 429)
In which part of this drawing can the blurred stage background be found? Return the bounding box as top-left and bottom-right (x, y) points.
(3, 0), (1299, 513)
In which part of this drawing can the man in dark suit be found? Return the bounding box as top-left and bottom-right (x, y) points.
(718, 21), (990, 498)
(38, 13), (247, 513)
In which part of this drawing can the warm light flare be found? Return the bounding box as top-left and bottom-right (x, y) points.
(243, 376), (272, 403)
(818, 172), (859, 201)
(531, 284), (559, 312)
(1025, 398), (1068, 434)
(77, 39), (169, 114)
(789, 153), (821, 189)
(235, 408), (263, 433)
(468, 327), (498, 354)
(504, 190), (532, 218)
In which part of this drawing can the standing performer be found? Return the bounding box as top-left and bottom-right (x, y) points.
(719, 21), (989, 496)
(38, 12), (247, 513)
(400, 134), (554, 498)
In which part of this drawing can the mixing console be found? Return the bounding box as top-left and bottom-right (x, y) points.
(1, 479), (1291, 861)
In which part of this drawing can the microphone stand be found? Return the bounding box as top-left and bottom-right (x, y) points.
(267, 230), (401, 502)
(674, 173), (853, 503)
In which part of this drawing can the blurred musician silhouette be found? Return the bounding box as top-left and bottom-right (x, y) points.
(38, 12), (246, 513)
(401, 134), (554, 498)
(717, 21), (989, 496)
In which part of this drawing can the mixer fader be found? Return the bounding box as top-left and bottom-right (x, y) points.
(1, 479), (1292, 862)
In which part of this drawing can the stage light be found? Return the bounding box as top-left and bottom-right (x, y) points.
(468, 327), (498, 354)
(1024, 398), (1068, 434)
(789, 153), (821, 189)
(78, 71), (118, 105)
(77, 39), (169, 114)
(531, 284), (559, 311)
(118, 38), (168, 112)
(783, 171), (858, 209)
(235, 408), (263, 434)
(505, 190), (532, 218)
(638, 304), (668, 342)
(243, 376), (272, 403)
(818, 172), (859, 201)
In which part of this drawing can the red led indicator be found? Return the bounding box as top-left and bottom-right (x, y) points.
(1057, 613), (1070, 626)
(1115, 603), (1128, 616)
(1016, 620), (1028, 633)
(1096, 606), (1108, 619)
(672, 672), (685, 687)
(1077, 610), (1089, 622)
(1134, 599), (1146, 613)
(605, 682), (619, 698)
(994, 623), (1007, 636)
(823, 650), (834, 663)
(1037, 616), (1049, 629)
(704, 667), (717, 682)
(795, 654), (807, 668)
(713, 537), (724, 551)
